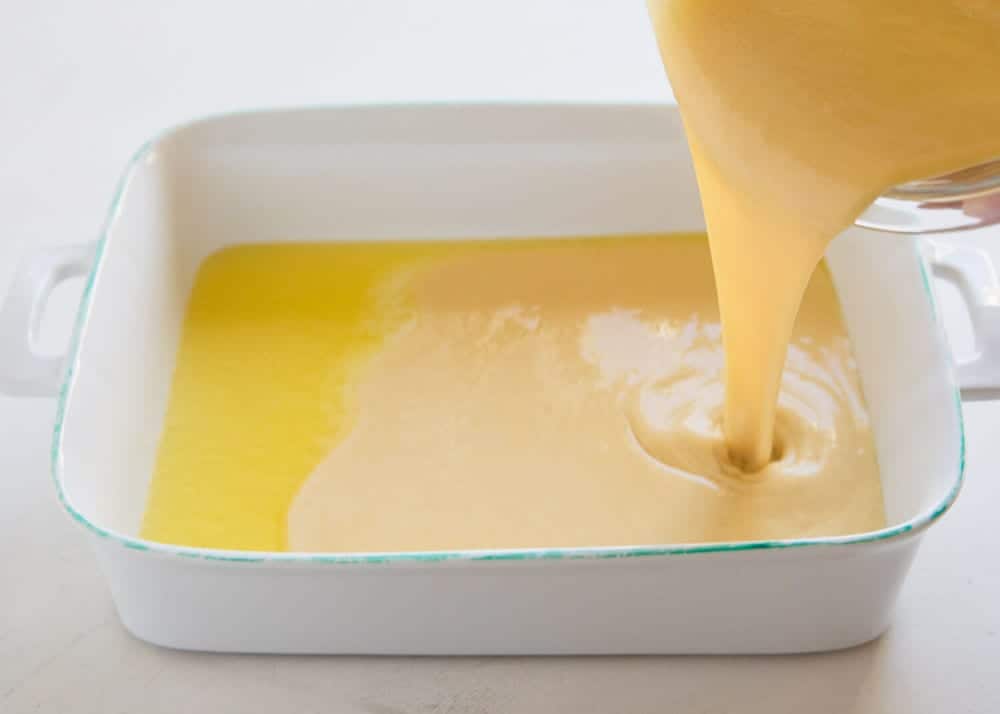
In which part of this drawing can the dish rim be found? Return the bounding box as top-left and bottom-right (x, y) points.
(52, 101), (966, 565)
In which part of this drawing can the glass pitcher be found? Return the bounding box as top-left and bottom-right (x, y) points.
(857, 159), (1000, 234)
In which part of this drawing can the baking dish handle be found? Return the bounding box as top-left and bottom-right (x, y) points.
(0, 242), (96, 397)
(927, 241), (1000, 400)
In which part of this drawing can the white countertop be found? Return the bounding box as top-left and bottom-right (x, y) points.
(1, 2), (998, 712)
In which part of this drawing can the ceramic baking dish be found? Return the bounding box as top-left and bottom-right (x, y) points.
(2, 103), (999, 654)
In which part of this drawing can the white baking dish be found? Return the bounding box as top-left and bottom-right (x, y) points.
(2, 103), (999, 654)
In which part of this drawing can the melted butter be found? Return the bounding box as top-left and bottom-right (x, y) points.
(646, 0), (1000, 470)
(142, 242), (443, 550)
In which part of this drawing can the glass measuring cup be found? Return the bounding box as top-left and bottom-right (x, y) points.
(857, 159), (1000, 234)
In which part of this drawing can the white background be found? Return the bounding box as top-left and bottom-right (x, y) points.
(1, 1), (998, 712)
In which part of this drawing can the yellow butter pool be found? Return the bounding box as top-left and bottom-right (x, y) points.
(143, 236), (884, 552)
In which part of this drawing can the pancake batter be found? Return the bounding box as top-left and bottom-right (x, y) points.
(285, 237), (883, 552)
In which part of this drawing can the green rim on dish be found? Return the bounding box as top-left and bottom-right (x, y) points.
(50, 103), (967, 565)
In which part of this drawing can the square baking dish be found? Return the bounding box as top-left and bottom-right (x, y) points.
(3, 103), (997, 654)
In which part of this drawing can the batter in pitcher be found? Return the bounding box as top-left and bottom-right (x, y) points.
(646, 0), (1000, 470)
